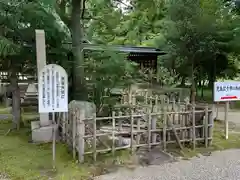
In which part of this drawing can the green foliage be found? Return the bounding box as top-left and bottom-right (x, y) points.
(160, 0), (240, 85)
(156, 66), (178, 87)
(0, 37), (20, 58)
(85, 0), (240, 89)
(0, 0), (240, 101)
(0, 0), (70, 72)
(84, 50), (140, 115)
(85, 0), (124, 44)
(86, 0), (166, 46)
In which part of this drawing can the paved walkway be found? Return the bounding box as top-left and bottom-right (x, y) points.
(95, 149), (240, 180)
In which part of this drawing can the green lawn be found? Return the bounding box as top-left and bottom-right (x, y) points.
(196, 88), (213, 102)
(0, 116), (132, 180)
(0, 120), (91, 180)
(177, 120), (240, 158)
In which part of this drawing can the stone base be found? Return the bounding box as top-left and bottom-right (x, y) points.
(31, 120), (59, 143)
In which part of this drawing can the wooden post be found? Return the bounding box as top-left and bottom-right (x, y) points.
(128, 87), (132, 104)
(179, 89), (183, 102)
(192, 105), (196, 150)
(144, 90), (148, 105)
(204, 105), (209, 147)
(123, 92), (128, 104)
(132, 94), (136, 105)
(168, 114), (183, 150)
(120, 93), (124, 104)
(150, 96), (153, 111)
(136, 114), (141, 145)
(212, 103), (215, 120)
(130, 110), (134, 154)
(216, 102), (219, 119)
(163, 111), (167, 151)
(78, 109), (85, 163)
(209, 106), (214, 146)
(112, 111), (116, 157)
(224, 101), (229, 140)
(178, 99), (181, 124)
(172, 97), (176, 112)
(62, 112), (66, 142)
(181, 105), (187, 142)
(155, 95), (158, 110)
(66, 111), (71, 147)
(52, 112), (56, 169)
(151, 106), (157, 144)
(148, 109), (152, 151)
(118, 111), (123, 131)
(160, 95), (165, 124)
(166, 98), (170, 111)
(93, 114), (97, 161)
(72, 110), (77, 160)
(172, 97), (176, 124)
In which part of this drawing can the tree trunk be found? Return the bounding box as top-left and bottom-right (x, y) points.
(198, 67), (204, 99)
(71, 0), (87, 100)
(201, 81), (204, 99)
(180, 77), (186, 87)
(211, 58), (216, 102)
(197, 80), (201, 98)
(190, 59), (196, 104)
(10, 71), (21, 130)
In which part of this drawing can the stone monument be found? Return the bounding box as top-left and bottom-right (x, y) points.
(31, 30), (58, 142)
(68, 100), (96, 119)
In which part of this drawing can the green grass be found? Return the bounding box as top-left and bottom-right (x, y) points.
(211, 120), (240, 150)
(196, 88), (213, 103)
(176, 120), (240, 159)
(0, 116), (132, 180)
(0, 107), (11, 114)
(232, 101), (240, 109)
(0, 120), (89, 180)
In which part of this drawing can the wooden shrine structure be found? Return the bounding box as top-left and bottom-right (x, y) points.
(70, 43), (165, 71)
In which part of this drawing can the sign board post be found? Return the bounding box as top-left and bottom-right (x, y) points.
(214, 81), (240, 140)
(38, 64), (68, 169)
(224, 101), (229, 139)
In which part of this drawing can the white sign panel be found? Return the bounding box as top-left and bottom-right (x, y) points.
(214, 81), (240, 102)
(38, 64), (68, 113)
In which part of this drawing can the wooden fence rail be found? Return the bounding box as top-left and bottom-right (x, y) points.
(59, 104), (213, 163)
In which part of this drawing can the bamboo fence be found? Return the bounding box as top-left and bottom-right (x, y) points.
(59, 102), (213, 163)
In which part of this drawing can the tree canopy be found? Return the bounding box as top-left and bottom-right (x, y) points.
(0, 0), (70, 72)
(0, 0), (240, 102)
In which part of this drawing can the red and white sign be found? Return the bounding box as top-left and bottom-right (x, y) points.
(214, 81), (240, 102)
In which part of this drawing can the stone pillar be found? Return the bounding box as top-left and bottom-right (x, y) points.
(35, 30), (50, 126)
(31, 30), (58, 143)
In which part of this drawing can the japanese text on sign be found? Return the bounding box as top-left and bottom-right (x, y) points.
(38, 64), (68, 113)
(216, 85), (240, 92)
(214, 81), (240, 102)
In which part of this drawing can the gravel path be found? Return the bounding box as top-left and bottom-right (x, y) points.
(95, 149), (240, 180)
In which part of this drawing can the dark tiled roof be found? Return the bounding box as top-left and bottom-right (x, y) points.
(81, 43), (165, 55)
